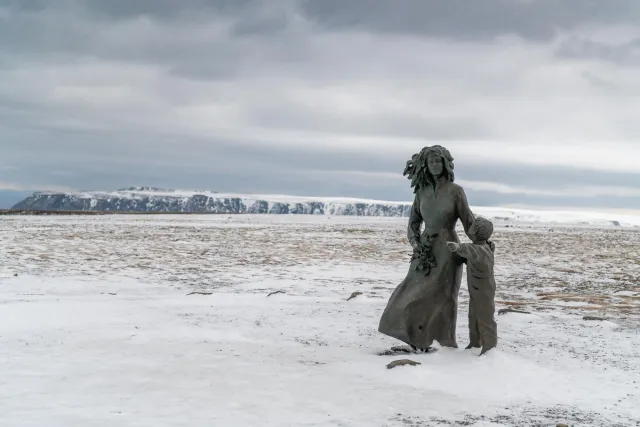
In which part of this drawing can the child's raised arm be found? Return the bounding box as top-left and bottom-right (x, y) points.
(446, 242), (484, 263)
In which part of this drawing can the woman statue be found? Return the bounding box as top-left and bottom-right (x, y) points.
(378, 145), (475, 351)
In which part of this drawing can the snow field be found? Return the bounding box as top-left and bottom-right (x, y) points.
(1, 215), (639, 426)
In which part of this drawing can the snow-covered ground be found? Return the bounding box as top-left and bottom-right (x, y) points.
(1, 215), (639, 426)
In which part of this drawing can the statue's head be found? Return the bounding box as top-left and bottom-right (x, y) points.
(405, 145), (455, 192)
(470, 217), (494, 242)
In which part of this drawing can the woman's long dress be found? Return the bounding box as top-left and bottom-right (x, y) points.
(378, 179), (475, 349)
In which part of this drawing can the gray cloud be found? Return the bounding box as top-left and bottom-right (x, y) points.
(1, 0), (255, 20)
(557, 37), (640, 66)
(85, 0), (259, 21)
(1, 0), (640, 209)
(5, 126), (640, 197)
(580, 72), (624, 92)
(301, 0), (640, 41)
(0, 190), (29, 208)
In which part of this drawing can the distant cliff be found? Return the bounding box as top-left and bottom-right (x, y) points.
(11, 187), (412, 216)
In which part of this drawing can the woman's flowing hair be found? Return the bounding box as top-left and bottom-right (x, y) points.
(404, 145), (455, 193)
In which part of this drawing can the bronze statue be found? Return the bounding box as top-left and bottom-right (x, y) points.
(446, 217), (497, 356)
(378, 145), (475, 351)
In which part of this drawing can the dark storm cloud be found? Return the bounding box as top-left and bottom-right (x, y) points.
(8, 0), (636, 38)
(301, 0), (640, 41)
(0, 0), (311, 85)
(0, 0), (255, 19)
(83, 0), (258, 20)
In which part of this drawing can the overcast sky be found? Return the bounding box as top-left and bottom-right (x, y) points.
(2, 0), (640, 209)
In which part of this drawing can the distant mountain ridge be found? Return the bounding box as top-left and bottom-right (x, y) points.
(11, 187), (413, 216)
(10, 187), (639, 227)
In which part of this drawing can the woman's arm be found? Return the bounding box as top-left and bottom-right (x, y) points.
(456, 186), (475, 239)
(407, 193), (422, 249)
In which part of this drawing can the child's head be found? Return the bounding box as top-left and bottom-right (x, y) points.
(470, 217), (493, 242)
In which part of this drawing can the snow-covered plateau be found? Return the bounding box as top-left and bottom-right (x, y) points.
(11, 187), (640, 228)
(1, 214), (639, 426)
(11, 187), (413, 216)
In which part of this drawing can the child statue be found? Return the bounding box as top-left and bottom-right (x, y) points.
(446, 217), (497, 356)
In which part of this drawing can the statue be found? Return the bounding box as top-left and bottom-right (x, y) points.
(378, 145), (475, 352)
(446, 217), (497, 356)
